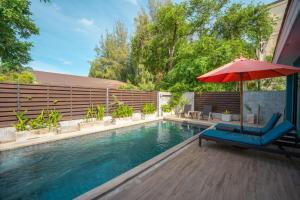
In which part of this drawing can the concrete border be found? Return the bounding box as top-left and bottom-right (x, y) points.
(0, 118), (163, 152)
(75, 121), (213, 200)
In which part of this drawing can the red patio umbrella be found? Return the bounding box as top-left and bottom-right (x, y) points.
(197, 57), (300, 131)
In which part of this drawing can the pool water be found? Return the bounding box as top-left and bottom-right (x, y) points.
(0, 120), (205, 200)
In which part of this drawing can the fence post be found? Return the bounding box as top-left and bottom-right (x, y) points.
(106, 88), (109, 116)
(47, 84), (49, 110)
(70, 86), (73, 119)
(17, 82), (20, 113)
(89, 88), (92, 105)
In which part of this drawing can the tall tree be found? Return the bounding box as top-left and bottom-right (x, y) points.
(145, 2), (190, 83)
(0, 0), (39, 72)
(89, 21), (129, 81)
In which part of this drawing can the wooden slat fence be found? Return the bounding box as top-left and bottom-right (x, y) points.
(194, 92), (240, 114)
(0, 83), (157, 128)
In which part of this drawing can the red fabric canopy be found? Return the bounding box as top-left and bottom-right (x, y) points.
(197, 57), (300, 83)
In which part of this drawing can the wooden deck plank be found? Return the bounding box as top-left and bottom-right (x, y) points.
(105, 141), (300, 200)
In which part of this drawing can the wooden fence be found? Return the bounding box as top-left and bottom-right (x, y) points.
(194, 92), (240, 114)
(0, 83), (157, 128)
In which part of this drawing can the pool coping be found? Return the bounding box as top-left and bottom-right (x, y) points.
(75, 119), (215, 200)
(0, 118), (164, 152)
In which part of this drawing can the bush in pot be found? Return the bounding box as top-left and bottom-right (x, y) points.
(14, 111), (28, 132)
(221, 110), (232, 122)
(96, 104), (105, 120)
(142, 103), (156, 120)
(28, 110), (48, 134)
(111, 103), (133, 125)
(161, 104), (171, 116)
(14, 111), (32, 140)
(46, 109), (61, 131)
(79, 104), (105, 129)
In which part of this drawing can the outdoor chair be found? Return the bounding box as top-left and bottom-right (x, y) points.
(178, 104), (192, 118)
(199, 120), (300, 158)
(198, 105), (213, 120)
(215, 112), (282, 136)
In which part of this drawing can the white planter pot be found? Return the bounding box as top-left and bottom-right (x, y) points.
(15, 131), (36, 141)
(112, 117), (133, 125)
(162, 112), (171, 117)
(31, 128), (50, 135)
(142, 113), (156, 120)
(78, 120), (104, 130)
(0, 132), (16, 143)
(221, 114), (232, 122)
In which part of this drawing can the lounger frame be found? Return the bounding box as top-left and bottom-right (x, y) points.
(199, 134), (300, 158)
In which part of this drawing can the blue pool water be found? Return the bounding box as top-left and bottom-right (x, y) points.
(0, 120), (205, 200)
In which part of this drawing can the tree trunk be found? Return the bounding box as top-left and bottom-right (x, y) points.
(166, 23), (178, 71)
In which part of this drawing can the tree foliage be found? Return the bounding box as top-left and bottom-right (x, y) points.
(89, 21), (129, 81)
(89, 0), (275, 92)
(0, 0), (39, 72)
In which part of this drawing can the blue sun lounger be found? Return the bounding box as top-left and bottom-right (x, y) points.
(199, 120), (300, 158)
(215, 112), (281, 136)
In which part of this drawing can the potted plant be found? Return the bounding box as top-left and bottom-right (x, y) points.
(142, 103), (157, 120)
(79, 104), (105, 129)
(111, 103), (133, 125)
(28, 110), (49, 134)
(46, 109), (61, 133)
(244, 104), (255, 123)
(14, 111), (34, 141)
(161, 104), (172, 116)
(221, 110), (232, 122)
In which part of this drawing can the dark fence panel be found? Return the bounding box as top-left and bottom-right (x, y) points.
(194, 92), (240, 114)
(0, 83), (157, 128)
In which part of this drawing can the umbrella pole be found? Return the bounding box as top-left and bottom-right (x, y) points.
(240, 80), (244, 133)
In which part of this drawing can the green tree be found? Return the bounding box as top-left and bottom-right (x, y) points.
(0, 0), (39, 72)
(89, 21), (129, 81)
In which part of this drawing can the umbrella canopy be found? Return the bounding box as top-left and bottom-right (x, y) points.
(197, 57), (300, 82)
(197, 57), (300, 131)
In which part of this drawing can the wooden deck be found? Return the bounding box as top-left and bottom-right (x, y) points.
(104, 140), (300, 200)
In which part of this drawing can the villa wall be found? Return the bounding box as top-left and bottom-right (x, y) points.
(243, 90), (285, 125)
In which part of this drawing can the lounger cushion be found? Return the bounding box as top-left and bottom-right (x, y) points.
(215, 113), (281, 135)
(261, 113), (281, 133)
(215, 123), (262, 135)
(202, 129), (261, 146)
(260, 120), (294, 145)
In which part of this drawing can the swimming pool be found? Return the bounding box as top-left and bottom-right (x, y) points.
(0, 120), (205, 200)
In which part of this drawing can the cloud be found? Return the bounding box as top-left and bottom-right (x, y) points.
(52, 3), (61, 11)
(58, 58), (72, 65)
(76, 17), (100, 36)
(125, 0), (138, 5)
(30, 60), (72, 74)
(78, 18), (94, 27)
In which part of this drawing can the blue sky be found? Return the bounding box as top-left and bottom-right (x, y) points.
(29, 0), (275, 76)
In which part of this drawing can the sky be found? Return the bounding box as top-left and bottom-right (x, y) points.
(29, 0), (275, 76)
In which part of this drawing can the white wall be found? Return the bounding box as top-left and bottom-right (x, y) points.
(157, 92), (194, 116)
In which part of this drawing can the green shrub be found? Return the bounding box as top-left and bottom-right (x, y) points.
(96, 104), (105, 120)
(85, 104), (96, 122)
(118, 83), (139, 90)
(28, 110), (47, 129)
(0, 71), (36, 84)
(142, 103), (156, 114)
(161, 104), (171, 112)
(47, 110), (61, 128)
(14, 111), (28, 131)
(112, 103), (133, 118)
(170, 93), (188, 108)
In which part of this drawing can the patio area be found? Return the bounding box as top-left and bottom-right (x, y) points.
(103, 140), (300, 200)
